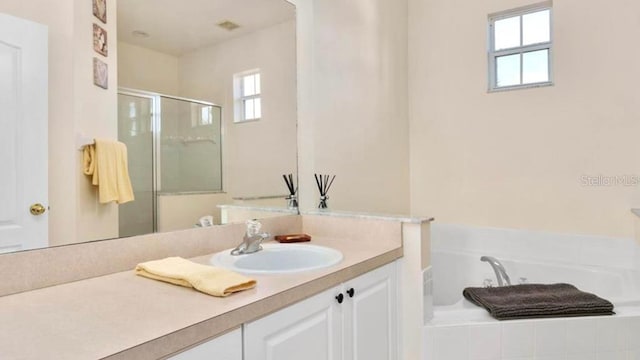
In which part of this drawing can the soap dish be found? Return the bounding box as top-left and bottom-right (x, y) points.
(274, 234), (312, 243)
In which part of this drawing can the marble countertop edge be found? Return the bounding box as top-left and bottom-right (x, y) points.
(302, 209), (434, 224)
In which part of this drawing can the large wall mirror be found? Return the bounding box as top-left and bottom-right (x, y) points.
(0, 0), (297, 254)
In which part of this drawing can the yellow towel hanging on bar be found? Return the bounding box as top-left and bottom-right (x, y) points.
(83, 138), (135, 204)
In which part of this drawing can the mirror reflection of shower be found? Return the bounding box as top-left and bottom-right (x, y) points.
(117, 90), (222, 237)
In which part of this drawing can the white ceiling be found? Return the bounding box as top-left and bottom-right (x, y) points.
(117, 0), (295, 56)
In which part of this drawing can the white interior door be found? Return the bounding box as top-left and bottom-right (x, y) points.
(0, 13), (48, 252)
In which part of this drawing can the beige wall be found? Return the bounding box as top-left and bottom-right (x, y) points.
(74, 0), (119, 243)
(178, 20), (298, 200)
(1, 0), (118, 245)
(157, 193), (232, 232)
(294, 0), (410, 215)
(117, 41), (179, 94)
(408, 0), (640, 238)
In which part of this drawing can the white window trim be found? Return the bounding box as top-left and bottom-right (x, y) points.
(233, 69), (261, 123)
(488, 1), (553, 92)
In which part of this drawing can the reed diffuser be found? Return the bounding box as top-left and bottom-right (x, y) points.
(282, 173), (298, 209)
(314, 174), (335, 209)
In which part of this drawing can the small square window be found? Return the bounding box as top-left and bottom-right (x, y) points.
(489, 3), (552, 91)
(199, 106), (213, 126)
(189, 104), (214, 127)
(234, 70), (261, 122)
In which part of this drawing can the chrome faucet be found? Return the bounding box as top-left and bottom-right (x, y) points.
(230, 219), (271, 256)
(480, 256), (512, 286)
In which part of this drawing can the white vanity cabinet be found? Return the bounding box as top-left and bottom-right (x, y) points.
(244, 284), (343, 360)
(244, 261), (398, 360)
(343, 262), (398, 360)
(168, 328), (242, 360)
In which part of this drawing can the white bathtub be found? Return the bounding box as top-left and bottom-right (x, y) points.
(423, 224), (640, 360)
(434, 250), (640, 305)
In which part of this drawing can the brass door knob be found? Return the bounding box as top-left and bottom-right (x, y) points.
(30, 203), (46, 216)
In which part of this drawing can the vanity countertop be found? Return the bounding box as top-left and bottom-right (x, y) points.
(0, 235), (402, 359)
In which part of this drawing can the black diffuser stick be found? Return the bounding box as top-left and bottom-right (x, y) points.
(288, 174), (295, 194)
(325, 175), (330, 194)
(314, 173), (321, 193)
(322, 175), (327, 194)
(283, 174), (291, 192)
(321, 175), (325, 194)
(325, 175), (336, 194)
(291, 174), (295, 194)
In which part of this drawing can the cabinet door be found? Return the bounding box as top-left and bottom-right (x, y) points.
(343, 262), (398, 360)
(244, 285), (343, 360)
(168, 328), (242, 360)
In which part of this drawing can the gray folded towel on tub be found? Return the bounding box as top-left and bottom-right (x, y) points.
(463, 283), (614, 320)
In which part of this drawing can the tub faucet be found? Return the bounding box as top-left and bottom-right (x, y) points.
(230, 219), (270, 256)
(480, 256), (512, 286)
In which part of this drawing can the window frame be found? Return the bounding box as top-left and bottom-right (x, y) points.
(488, 2), (553, 92)
(233, 69), (262, 123)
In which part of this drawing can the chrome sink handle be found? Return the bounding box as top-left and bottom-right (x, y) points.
(230, 220), (271, 256)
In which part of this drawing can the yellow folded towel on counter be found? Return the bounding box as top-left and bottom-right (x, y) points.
(83, 138), (135, 204)
(135, 257), (256, 297)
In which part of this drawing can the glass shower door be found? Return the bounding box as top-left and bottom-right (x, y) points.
(117, 93), (155, 237)
(117, 91), (222, 235)
(158, 97), (222, 193)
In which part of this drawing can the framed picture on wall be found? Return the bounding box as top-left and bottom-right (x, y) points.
(93, 24), (108, 57)
(93, 58), (108, 89)
(93, 0), (107, 24)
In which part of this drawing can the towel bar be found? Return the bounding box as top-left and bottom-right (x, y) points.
(76, 133), (94, 150)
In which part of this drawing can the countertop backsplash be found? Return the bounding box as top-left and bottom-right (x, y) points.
(0, 215), (301, 297)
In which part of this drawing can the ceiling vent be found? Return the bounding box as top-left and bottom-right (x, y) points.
(131, 30), (150, 38)
(217, 20), (240, 31)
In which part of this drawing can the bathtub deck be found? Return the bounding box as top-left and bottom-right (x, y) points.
(424, 302), (640, 360)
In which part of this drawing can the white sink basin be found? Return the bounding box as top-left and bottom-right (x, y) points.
(210, 243), (343, 274)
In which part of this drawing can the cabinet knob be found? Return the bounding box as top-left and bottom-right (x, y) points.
(346, 288), (355, 298)
(335, 293), (344, 304)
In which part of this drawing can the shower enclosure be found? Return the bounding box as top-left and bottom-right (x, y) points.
(117, 89), (222, 237)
